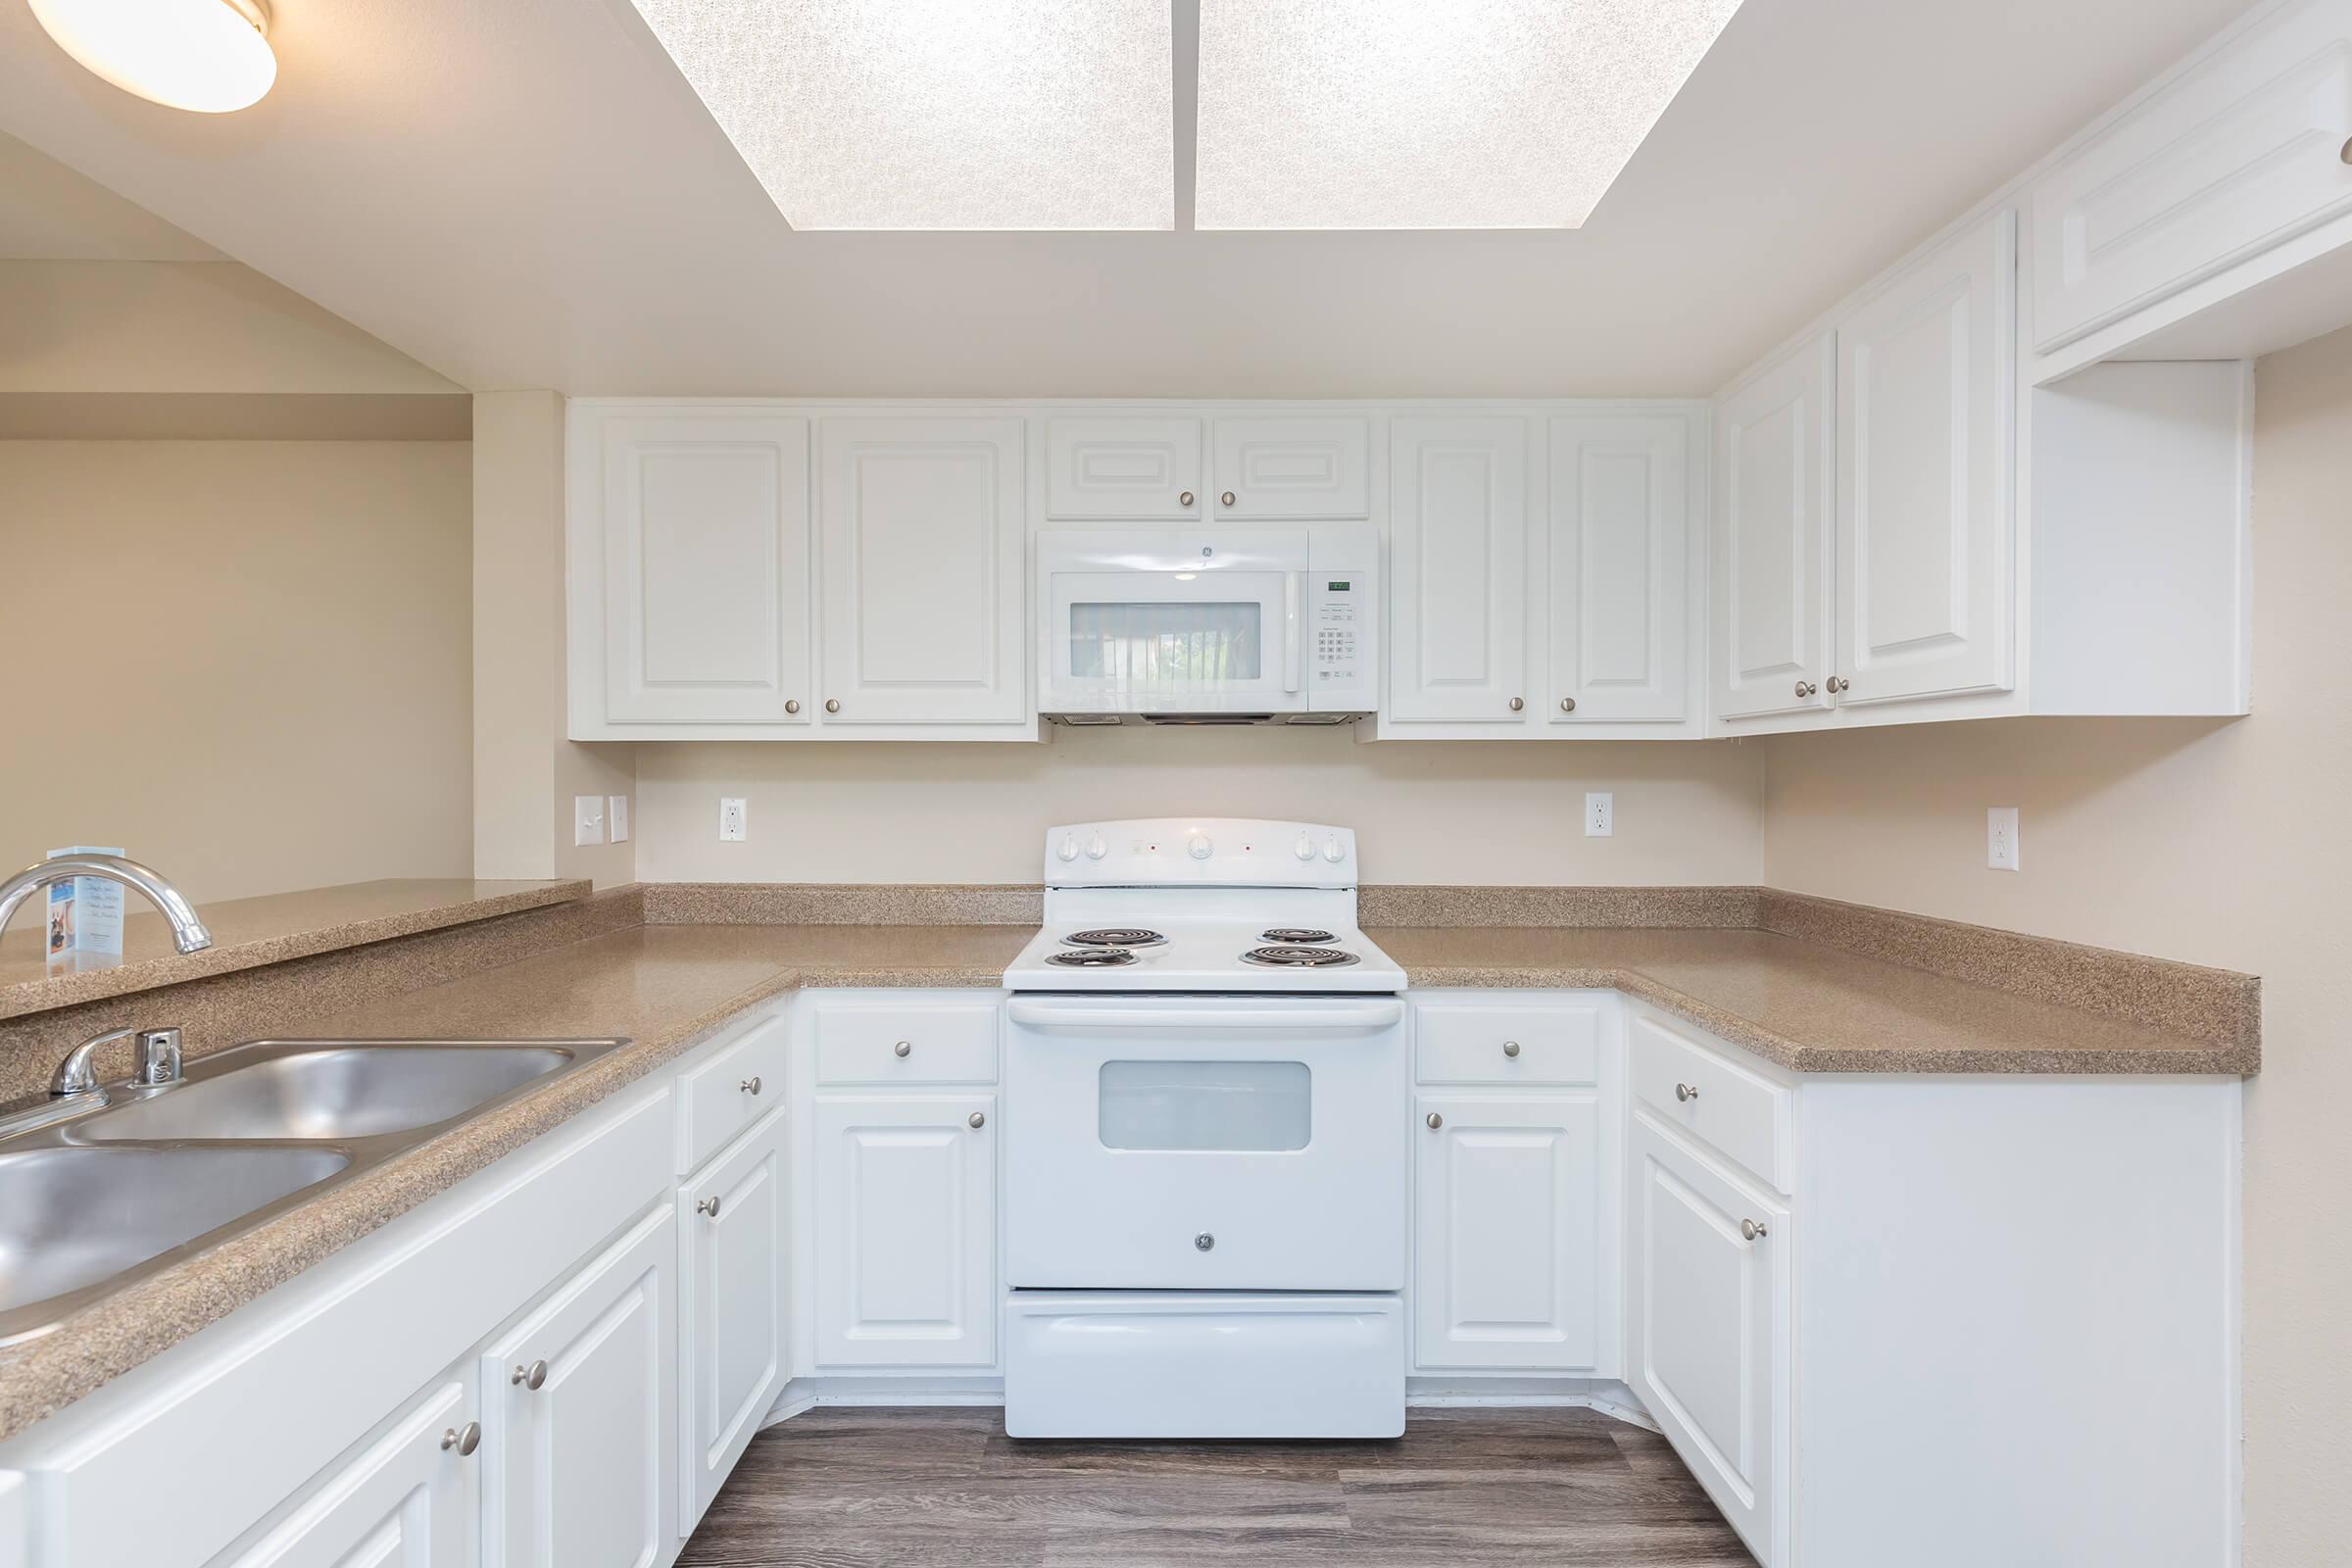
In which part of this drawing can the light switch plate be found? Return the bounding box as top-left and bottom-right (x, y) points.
(1585, 792), (1614, 837)
(572, 796), (606, 848)
(1987, 806), (2020, 871)
(608, 795), (630, 844)
(719, 798), (748, 842)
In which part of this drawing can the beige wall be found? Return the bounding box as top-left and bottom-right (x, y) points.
(471, 391), (635, 888)
(1761, 323), (2352, 1566)
(635, 730), (1764, 886)
(0, 439), (473, 903)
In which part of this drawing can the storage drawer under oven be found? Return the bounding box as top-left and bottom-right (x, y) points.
(1003, 996), (1408, 1291)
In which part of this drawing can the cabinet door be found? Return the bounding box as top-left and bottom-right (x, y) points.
(817, 416), (1027, 725)
(1388, 416), (1532, 723)
(216, 1377), (478, 1568)
(1628, 1119), (1788, 1567)
(1546, 415), (1689, 723)
(601, 415), (811, 725)
(1713, 338), (1836, 721)
(814, 1096), (997, 1369)
(1211, 416), (1370, 518)
(1414, 1095), (1599, 1371)
(482, 1205), (675, 1568)
(1835, 211), (2017, 707)
(1046, 416), (1203, 519)
(678, 1110), (788, 1530)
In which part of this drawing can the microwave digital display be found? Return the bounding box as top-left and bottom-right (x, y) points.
(1328, 581), (1349, 592)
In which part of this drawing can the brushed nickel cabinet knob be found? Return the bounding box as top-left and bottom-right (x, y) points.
(697, 1195), (722, 1218)
(1675, 1082), (1699, 1102)
(442, 1421), (481, 1455)
(739, 1075), (761, 1095)
(968, 1110), (987, 1129)
(1827, 676), (1849, 694)
(1179, 491), (1195, 507)
(2341, 135), (2352, 165)
(785, 699), (801, 713)
(1426, 1111), (1444, 1130)
(1559, 698), (1576, 712)
(512, 1359), (548, 1391)
(1795, 681), (1816, 698)
(1502, 1040), (1521, 1058)
(1220, 490), (1236, 507)
(894, 1040), (912, 1057)
(1508, 697), (1525, 711)
(1740, 1218), (1770, 1242)
(824, 698), (841, 713)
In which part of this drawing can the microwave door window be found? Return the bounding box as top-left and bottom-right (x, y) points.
(1070, 602), (1262, 697)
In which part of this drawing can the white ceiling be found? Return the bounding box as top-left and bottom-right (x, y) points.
(0, 0), (2256, 397)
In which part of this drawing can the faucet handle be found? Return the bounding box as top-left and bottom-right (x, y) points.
(135, 1027), (184, 1087)
(53, 1026), (134, 1099)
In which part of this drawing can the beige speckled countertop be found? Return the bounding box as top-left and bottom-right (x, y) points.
(0, 877), (589, 1020)
(0, 912), (2248, 1444)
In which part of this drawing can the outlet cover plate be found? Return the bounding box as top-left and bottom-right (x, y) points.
(1586, 792), (1614, 838)
(1987, 806), (2020, 871)
(719, 798), (748, 842)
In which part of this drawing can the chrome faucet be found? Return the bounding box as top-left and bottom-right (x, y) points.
(0, 854), (213, 956)
(50, 1025), (182, 1100)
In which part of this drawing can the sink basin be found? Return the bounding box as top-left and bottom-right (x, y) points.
(83, 1043), (581, 1142)
(0, 1145), (348, 1322)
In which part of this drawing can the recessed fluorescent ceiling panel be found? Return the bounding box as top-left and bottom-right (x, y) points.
(1196, 0), (1745, 230)
(626, 0), (1173, 230)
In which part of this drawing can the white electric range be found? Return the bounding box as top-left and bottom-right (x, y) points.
(1001, 818), (1410, 1440)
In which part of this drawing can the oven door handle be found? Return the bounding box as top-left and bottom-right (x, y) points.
(1006, 998), (1404, 1031)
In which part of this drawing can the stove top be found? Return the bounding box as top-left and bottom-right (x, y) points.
(1006, 916), (1404, 993)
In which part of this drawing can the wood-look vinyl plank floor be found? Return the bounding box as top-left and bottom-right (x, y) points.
(678, 1408), (1757, 1568)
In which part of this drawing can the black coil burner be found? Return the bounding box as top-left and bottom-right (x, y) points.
(1239, 945), (1359, 968)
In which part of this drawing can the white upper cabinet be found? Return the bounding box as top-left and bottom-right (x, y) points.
(2032, 0), (2352, 373)
(817, 416), (1028, 726)
(1211, 416), (1371, 519)
(1835, 210), (2017, 708)
(1712, 339), (1835, 722)
(1045, 416), (1204, 519)
(598, 414), (812, 726)
(1546, 414), (1690, 724)
(1388, 416), (1532, 724)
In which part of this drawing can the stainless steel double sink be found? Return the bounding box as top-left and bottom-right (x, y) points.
(0, 1037), (627, 1348)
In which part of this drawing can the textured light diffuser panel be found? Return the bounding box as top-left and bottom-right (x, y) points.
(1196, 0), (1746, 230)
(627, 0), (1174, 229)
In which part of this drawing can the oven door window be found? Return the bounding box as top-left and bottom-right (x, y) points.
(1098, 1059), (1310, 1152)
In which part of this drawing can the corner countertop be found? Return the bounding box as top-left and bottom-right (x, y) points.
(0, 878), (592, 1020)
(0, 913), (2247, 1445)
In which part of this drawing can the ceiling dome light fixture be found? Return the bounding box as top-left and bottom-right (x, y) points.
(28, 0), (277, 114)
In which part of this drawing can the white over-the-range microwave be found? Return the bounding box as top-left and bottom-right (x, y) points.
(1036, 525), (1379, 723)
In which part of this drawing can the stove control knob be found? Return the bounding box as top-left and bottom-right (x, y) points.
(1056, 834), (1080, 862)
(1294, 834), (1315, 861)
(1188, 833), (1213, 860)
(1086, 833), (1107, 860)
(1321, 836), (1346, 864)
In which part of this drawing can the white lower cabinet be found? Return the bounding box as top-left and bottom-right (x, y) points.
(677, 1110), (789, 1530)
(1413, 1094), (1600, 1371)
(812, 1095), (997, 1369)
(482, 1206), (677, 1568)
(1627, 1118), (1788, 1565)
(217, 1376), (480, 1568)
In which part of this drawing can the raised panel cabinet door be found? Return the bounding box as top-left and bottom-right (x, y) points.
(678, 1111), (788, 1530)
(602, 415), (812, 725)
(482, 1205), (675, 1568)
(1388, 416), (1532, 723)
(1546, 414), (1689, 723)
(1836, 210), (2017, 707)
(1712, 337), (1836, 721)
(1046, 416), (1203, 518)
(1211, 416), (1371, 519)
(214, 1377), (478, 1568)
(1413, 1095), (1600, 1372)
(818, 416), (1027, 725)
(813, 1096), (997, 1369)
(1628, 1119), (1788, 1568)
(2032, 0), (2352, 354)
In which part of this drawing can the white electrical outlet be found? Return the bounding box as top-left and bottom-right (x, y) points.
(1987, 806), (2020, 871)
(718, 798), (748, 842)
(1585, 792), (1614, 838)
(571, 796), (605, 848)
(608, 795), (630, 844)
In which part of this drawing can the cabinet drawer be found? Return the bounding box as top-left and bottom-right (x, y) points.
(1415, 1002), (1600, 1085)
(676, 1014), (790, 1174)
(815, 1002), (998, 1085)
(1630, 1009), (1791, 1193)
(2032, 0), (2352, 352)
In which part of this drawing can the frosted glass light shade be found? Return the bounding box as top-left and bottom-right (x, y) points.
(29, 0), (276, 114)
(1196, 0), (1746, 229)
(627, 0), (1174, 230)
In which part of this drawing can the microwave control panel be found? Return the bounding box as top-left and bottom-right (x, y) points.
(1304, 525), (1378, 711)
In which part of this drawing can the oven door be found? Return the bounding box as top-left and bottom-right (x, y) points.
(1004, 995), (1407, 1290)
(1038, 529), (1307, 714)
